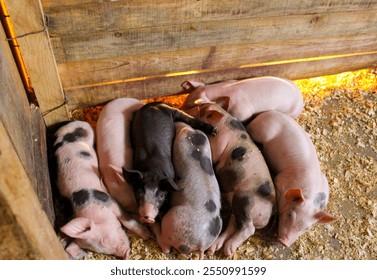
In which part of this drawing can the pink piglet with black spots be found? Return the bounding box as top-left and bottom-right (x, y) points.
(54, 121), (151, 259)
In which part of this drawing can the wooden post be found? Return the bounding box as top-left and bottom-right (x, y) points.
(0, 118), (67, 259)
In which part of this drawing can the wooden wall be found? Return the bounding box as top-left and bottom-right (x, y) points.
(0, 23), (66, 259)
(13, 0), (377, 123)
(0, 0), (375, 259)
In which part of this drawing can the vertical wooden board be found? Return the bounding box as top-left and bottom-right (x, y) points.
(0, 119), (67, 260)
(0, 25), (34, 184)
(6, 0), (69, 126)
(31, 104), (55, 225)
(1, 25), (55, 225)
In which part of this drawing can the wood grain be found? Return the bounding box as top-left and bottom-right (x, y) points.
(1, 25), (34, 184)
(63, 52), (377, 110)
(1, 25), (55, 225)
(31, 104), (56, 225)
(57, 33), (377, 88)
(42, 0), (377, 36)
(0, 119), (67, 259)
(7, 0), (68, 126)
(49, 10), (377, 63)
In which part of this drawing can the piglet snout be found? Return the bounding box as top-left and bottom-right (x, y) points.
(139, 203), (157, 223)
(141, 216), (155, 223)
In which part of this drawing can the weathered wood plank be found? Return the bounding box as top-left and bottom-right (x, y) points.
(50, 9), (377, 64)
(0, 119), (67, 260)
(57, 33), (377, 88)
(63, 52), (377, 110)
(1, 25), (55, 225)
(30, 104), (55, 225)
(42, 0), (377, 36)
(7, 0), (69, 126)
(1, 24), (34, 184)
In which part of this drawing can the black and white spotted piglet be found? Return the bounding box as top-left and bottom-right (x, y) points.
(151, 122), (222, 259)
(184, 98), (276, 257)
(53, 121), (150, 259)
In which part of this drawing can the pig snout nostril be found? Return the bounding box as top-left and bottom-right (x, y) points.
(144, 216), (149, 219)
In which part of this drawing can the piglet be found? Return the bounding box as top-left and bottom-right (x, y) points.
(53, 121), (150, 259)
(96, 98), (144, 214)
(151, 122), (222, 259)
(123, 102), (216, 224)
(246, 110), (336, 247)
(185, 98), (276, 257)
(180, 76), (303, 121)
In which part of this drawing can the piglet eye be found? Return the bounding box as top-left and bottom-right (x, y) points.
(158, 192), (165, 200)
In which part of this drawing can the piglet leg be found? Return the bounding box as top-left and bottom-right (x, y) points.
(169, 106), (217, 135)
(222, 220), (255, 257)
(150, 222), (171, 254)
(65, 241), (88, 260)
(207, 214), (237, 255)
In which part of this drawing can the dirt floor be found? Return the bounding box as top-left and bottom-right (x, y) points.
(67, 68), (376, 260)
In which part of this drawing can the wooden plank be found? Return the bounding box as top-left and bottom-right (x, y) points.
(63, 52), (377, 110)
(0, 24), (34, 184)
(57, 33), (377, 88)
(30, 104), (55, 225)
(0, 119), (67, 260)
(6, 0), (69, 126)
(50, 9), (377, 64)
(1, 25), (55, 225)
(42, 0), (377, 37)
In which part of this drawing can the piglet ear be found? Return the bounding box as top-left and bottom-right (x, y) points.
(122, 167), (143, 184)
(284, 188), (305, 204)
(205, 110), (223, 123)
(161, 178), (183, 191)
(60, 217), (93, 238)
(215, 96), (230, 111)
(109, 164), (125, 185)
(314, 211), (336, 223)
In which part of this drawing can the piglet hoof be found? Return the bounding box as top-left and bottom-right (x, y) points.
(278, 237), (292, 247)
(65, 242), (88, 260)
(181, 81), (192, 91)
(206, 247), (214, 255)
(162, 248), (171, 254)
(122, 248), (131, 260)
(223, 244), (237, 258)
(206, 243), (220, 255)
